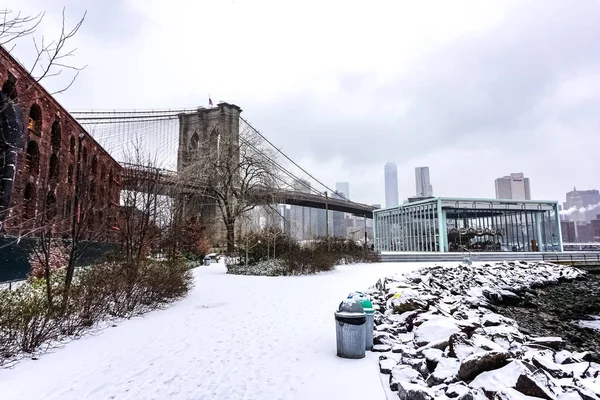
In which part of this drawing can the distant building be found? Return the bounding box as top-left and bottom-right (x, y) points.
(335, 182), (349, 200)
(331, 191), (346, 237)
(495, 173), (531, 200)
(289, 179), (313, 240)
(384, 162), (399, 208)
(593, 215), (600, 242)
(415, 167), (433, 197)
(561, 221), (577, 243)
(563, 188), (600, 223)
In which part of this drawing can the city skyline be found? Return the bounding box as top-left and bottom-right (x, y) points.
(6, 1), (600, 207)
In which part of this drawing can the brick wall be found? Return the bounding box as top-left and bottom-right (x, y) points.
(0, 46), (121, 241)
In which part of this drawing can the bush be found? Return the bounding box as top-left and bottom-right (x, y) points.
(28, 240), (69, 280)
(228, 230), (379, 276)
(0, 257), (193, 366)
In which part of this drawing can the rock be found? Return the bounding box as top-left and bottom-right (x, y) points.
(527, 337), (565, 351)
(556, 350), (579, 365)
(403, 357), (429, 378)
(470, 361), (551, 398)
(459, 350), (511, 381)
(557, 390), (583, 400)
(457, 319), (480, 337)
(379, 357), (398, 374)
(392, 343), (407, 353)
(423, 348), (444, 371)
(482, 288), (504, 305)
(446, 382), (470, 398)
(494, 388), (546, 399)
(482, 313), (504, 327)
(449, 333), (478, 361)
(414, 317), (461, 346)
(562, 362), (590, 379)
(471, 334), (507, 353)
(426, 357), (459, 386)
(372, 344), (392, 352)
(532, 355), (569, 379)
(391, 291), (428, 314)
(390, 364), (423, 391)
(375, 323), (395, 332)
(373, 332), (393, 345)
(417, 338), (450, 353)
(515, 373), (555, 399)
(397, 382), (435, 400)
(573, 352), (593, 362)
(498, 290), (522, 305)
(575, 378), (600, 398)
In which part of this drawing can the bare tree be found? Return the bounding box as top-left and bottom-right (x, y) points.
(0, 10), (43, 47)
(0, 7), (86, 104)
(117, 143), (173, 265)
(178, 125), (281, 254)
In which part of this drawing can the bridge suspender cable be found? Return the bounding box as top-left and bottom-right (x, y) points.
(239, 116), (338, 196)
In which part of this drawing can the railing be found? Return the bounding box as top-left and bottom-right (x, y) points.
(378, 251), (600, 267)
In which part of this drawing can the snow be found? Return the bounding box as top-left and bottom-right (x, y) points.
(0, 261), (425, 400)
(470, 360), (528, 392)
(413, 317), (460, 346)
(577, 315), (600, 331)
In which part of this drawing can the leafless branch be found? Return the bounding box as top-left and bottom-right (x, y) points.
(0, 10), (44, 45)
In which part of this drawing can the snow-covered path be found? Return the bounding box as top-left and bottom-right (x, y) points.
(0, 262), (424, 400)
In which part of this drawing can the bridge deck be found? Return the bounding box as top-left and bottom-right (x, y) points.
(120, 166), (376, 217)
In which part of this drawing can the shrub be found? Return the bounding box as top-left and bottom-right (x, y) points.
(228, 230), (378, 276)
(28, 240), (69, 280)
(0, 257), (194, 366)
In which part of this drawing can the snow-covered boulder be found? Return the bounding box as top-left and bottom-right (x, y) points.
(414, 317), (461, 347)
(458, 350), (510, 381)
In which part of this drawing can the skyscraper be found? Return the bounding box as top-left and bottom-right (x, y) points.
(563, 188), (600, 223)
(384, 162), (399, 208)
(415, 167), (433, 197)
(494, 173), (531, 200)
(335, 182), (350, 200)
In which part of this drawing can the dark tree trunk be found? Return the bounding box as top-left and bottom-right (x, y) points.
(226, 221), (235, 254)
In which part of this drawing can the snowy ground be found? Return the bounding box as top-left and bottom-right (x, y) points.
(0, 261), (436, 400)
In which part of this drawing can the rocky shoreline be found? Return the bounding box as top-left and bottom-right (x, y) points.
(497, 273), (600, 359)
(366, 261), (600, 399)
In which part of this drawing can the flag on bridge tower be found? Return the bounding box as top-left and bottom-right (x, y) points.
(209, 95), (213, 106)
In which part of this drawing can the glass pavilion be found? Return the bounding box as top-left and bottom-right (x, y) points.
(373, 197), (562, 253)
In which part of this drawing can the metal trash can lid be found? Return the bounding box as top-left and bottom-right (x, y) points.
(338, 298), (365, 314)
(347, 292), (374, 314)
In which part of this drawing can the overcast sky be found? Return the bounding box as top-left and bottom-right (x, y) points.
(7, 0), (600, 206)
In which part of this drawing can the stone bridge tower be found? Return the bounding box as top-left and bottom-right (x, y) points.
(177, 102), (242, 248)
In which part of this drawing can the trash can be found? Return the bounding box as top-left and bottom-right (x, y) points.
(203, 256), (211, 266)
(348, 292), (375, 350)
(335, 299), (367, 359)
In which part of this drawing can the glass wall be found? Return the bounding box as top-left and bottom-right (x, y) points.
(374, 201), (439, 252)
(374, 198), (562, 252)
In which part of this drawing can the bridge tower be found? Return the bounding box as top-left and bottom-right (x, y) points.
(177, 102), (242, 248)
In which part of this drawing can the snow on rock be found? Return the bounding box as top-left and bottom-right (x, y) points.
(380, 357), (399, 374)
(368, 260), (599, 399)
(494, 387), (546, 400)
(458, 350), (510, 381)
(414, 317), (461, 346)
(526, 336), (566, 351)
